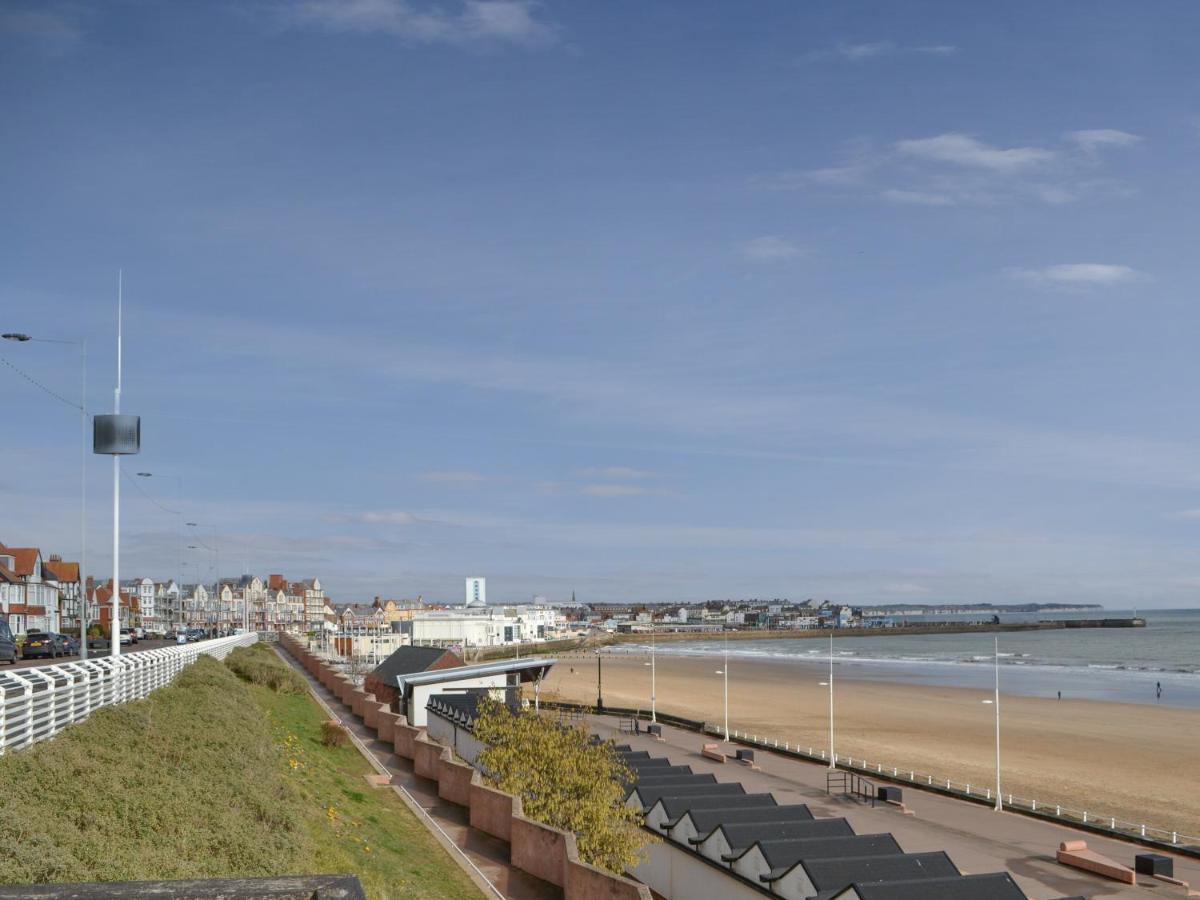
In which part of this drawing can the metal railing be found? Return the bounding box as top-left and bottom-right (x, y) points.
(0, 633), (258, 754)
(724, 728), (1200, 854)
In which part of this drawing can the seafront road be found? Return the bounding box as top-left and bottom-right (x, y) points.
(593, 713), (1199, 900)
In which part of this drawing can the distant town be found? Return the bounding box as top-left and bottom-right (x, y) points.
(0, 540), (1101, 647)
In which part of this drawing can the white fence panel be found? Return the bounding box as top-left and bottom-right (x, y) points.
(0, 634), (257, 755)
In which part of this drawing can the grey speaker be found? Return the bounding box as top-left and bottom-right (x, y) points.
(93, 414), (141, 455)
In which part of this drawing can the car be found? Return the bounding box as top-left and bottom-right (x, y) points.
(119, 628), (134, 645)
(59, 635), (79, 655)
(0, 620), (16, 665)
(22, 631), (74, 660)
(134, 627), (145, 640)
(187, 628), (206, 642)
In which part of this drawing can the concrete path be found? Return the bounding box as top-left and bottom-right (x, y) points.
(595, 714), (1199, 900)
(278, 649), (561, 900)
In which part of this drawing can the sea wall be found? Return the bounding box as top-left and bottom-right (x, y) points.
(279, 634), (652, 900)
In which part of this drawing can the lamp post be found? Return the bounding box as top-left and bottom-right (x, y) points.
(595, 648), (604, 711)
(2, 331), (88, 653)
(818, 632), (835, 769)
(714, 629), (729, 741)
(643, 622), (657, 723)
(982, 636), (1002, 811)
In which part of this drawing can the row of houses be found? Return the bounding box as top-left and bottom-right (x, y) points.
(580, 599), (863, 632)
(0, 539), (327, 636)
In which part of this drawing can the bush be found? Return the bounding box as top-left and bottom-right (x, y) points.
(225, 644), (309, 694)
(473, 696), (649, 872)
(321, 720), (349, 748)
(0, 656), (312, 883)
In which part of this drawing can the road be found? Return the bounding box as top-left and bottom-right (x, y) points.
(7, 639), (181, 670)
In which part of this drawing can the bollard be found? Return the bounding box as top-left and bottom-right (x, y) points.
(1173, 832), (1178, 844)
(894, 767), (898, 776)
(1083, 812), (1088, 823)
(1141, 825), (1146, 837)
(910, 771), (914, 780)
(986, 789), (991, 800)
(1031, 800), (1037, 811)
(1056, 805), (1061, 816)
(1111, 817), (1115, 829)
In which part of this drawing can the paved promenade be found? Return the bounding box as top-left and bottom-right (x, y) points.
(590, 713), (1200, 900)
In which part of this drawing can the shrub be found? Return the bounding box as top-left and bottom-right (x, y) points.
(225, 644), (309, 694)
(321, 720), (349, 748)
(0, 656), (312, 883)
(473, 696), (648, 872)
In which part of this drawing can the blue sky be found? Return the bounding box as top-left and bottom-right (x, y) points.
(3, 1), (1200, 607)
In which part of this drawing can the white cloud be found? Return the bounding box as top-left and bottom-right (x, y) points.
(420, 470), (486, 484)
(346, 510), (422, 525)
(809, 41), (958, 62)
(580, 484), (650, 498)
(1011, 263), (1141, 287)
(579, 466), (656, 479)
(896, 133), (1054, 172)
(1067, 129), (1142, 152)
(739, 235), (802, 261)
(284, 0), (556, 45)
(881, 188), (955, 206)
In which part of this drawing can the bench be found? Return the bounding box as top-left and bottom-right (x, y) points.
(700, 742), (726, 763)
(1056, 841), (1136, 885)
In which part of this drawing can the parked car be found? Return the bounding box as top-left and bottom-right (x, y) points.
(134, 627), (145, 640)
(22, 631), (73, 660)
(88, 634), (108, 652)
(186, 628), (205, 642)
(0, 620), (16, 665)
(59, 635), (79, 655)
(119, 628), (134, 645)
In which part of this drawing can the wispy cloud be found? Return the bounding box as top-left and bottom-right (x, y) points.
(1171, 509), (1200, 520)
(881, 188), (956, 206)
(578, 466), (656, 480)
(738, 235), (802, 261)
(331, 509), (425, 525)
(785, 129), (1137, 208)
(580, 484), (651, 498)
(1067, 129), (1142, 153)
(0, 5), (83, 50)
(1010, 263), (1142, 287)
(807, 41), (958, 62)
(282, 0), (557, 45)
(419, 470), (487, 484)
(896, 133), (1054, 173)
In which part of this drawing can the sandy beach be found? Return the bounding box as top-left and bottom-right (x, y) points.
(541, 651), (1200, 839)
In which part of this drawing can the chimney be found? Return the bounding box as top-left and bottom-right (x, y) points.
(50, 554), (62, 562)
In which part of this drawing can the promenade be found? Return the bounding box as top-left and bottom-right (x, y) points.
(590, 713), (1200, 900)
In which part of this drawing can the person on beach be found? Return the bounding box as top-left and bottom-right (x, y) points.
(1057, 690), (1061, 700)
(1157, 681), (1162, 701)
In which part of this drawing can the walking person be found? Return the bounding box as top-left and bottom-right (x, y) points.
(1156, 681), (1162, 701)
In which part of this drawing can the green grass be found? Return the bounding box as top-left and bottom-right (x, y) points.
(0, 648), (479, 900)
(255, 661), (480, 900)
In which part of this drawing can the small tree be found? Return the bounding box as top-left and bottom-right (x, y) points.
(473, 696), (648, 873)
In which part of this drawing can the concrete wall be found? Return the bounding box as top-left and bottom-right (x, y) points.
(427, 708), (487, 766)
(631, 838), (766, 900)
(278, 635), (652, 900)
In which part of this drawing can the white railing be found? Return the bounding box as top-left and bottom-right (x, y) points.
(724, 729), (1200, 851)
(0, 634), (258, 754)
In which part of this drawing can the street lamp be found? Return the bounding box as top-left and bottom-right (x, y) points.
(981, 636), (1002, 811)
(643, 622), (657, 723)
(819, 632), (835, 769)
(595, 648), (604, 711)
(3, 331), (88, 654)
(714, 629), (729, 741)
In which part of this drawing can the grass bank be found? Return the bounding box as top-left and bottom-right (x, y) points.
(0, 646), (478, 899)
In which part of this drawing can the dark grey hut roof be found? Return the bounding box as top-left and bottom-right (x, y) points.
(831, 872), (1027, 900)
(655, 792), (779, 826)
(682, 804), (814, 841)
(804, 851), (958, 895)
(711, 817), (854, 852)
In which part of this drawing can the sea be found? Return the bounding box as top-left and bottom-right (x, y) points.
(609, 608), (1200, 710)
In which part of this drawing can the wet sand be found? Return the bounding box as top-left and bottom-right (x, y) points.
(541, 651), (1200, 839)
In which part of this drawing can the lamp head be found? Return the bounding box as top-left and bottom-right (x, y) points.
(1, 333), (31, 342)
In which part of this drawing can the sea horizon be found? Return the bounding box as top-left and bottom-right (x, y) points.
(609, 608), (1200, 710)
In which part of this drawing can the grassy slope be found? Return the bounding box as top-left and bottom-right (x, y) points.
(0, 651), (478, 900)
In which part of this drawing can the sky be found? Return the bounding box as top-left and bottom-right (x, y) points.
(3, 1), (1200, 607)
